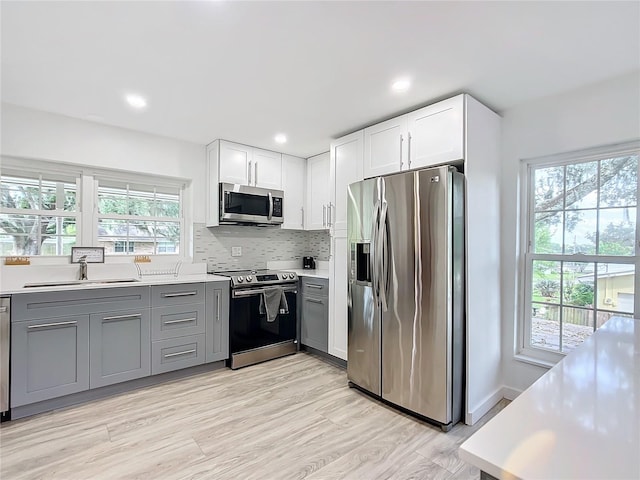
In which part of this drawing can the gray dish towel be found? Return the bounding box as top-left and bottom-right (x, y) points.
(259, 287), (289, 322)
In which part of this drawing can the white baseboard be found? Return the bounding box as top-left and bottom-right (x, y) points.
(465, 385), (524, 425)
(465, 387), (503, 425)
(501, 385), (523, 401)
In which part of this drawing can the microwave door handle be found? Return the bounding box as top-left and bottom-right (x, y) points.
(268, 192), (273, 220)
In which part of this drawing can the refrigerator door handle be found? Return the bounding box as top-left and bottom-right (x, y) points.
(371, 201), (381, 303)
(378, 201), (389, 312)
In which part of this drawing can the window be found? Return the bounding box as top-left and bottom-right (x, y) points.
(0, 173), (78, 255)
(96, 182), (182, 256)
(522, 144), (638, 362)
(0, 158), (188, 258)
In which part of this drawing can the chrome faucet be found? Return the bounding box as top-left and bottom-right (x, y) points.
(78, 255), (88, 281)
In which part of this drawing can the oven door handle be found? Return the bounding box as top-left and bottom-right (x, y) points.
(232, 286), (297, 298)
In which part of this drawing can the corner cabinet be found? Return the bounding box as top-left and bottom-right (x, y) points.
(281, 154), (306, 230)
(363, 94), (465, 178)
(305, 152), (331, 230)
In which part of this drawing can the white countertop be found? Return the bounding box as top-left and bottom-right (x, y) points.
(459, 316), (640, 480)
(285, 268), (330, 279)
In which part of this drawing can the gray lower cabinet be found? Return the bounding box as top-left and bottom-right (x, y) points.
(206, 281), (229, 363)
(300, 277), (329, 353)
(89, 309), (151, 388)
(11, 315), (90, 407)
(152, 334), (206, 374)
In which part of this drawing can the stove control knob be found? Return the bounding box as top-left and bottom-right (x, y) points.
(281, 273), (287, 279)
(246, 275), (253, 282)
(237, 276), (244, 283)
(289, 273), (295, 279)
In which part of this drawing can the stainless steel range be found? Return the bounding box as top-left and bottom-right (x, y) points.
(212, 269), (298, 369)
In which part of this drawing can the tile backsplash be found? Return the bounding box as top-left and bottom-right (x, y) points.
(193, 223), (330, 271)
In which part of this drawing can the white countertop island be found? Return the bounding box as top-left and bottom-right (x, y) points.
(459, 316), (640, 480)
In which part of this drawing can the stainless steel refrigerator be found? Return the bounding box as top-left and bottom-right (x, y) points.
(347, 165), (464, 432)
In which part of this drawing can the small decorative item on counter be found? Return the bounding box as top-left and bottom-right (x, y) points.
(4, 256), (31, 265)
(134, 255), (151, 263)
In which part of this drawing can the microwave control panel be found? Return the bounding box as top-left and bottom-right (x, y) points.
(273, 197), (283, 217)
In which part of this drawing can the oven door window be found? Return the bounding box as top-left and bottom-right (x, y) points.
(225, 192), (270, 217)
(230, 290), (297, 353)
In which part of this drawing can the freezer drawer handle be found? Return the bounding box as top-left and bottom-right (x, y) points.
(162, 291), (198, 298)
(164, 349), (196, 358)
(28, 320), (77, 329)
(164, 317), (197, 325)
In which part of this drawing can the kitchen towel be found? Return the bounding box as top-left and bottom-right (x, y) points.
(259, 287), (289, 322)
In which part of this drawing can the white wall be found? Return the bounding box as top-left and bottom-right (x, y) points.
(500, 71), (640, 393)
(0, 103), (207, 222)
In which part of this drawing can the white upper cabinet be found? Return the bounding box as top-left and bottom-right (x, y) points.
(363, 116), (408, 178)
(362, 94), (466, 179)
(330, 130), (364, 232)
(281, 154), (306, 230)
(252, 147), (282, 190)
(218, 141), (282, 189)
(328, 232), (348, 360)
(219, 141), (251, 185)
(407, 95), (464, 169)
(305, 152), (330, 230)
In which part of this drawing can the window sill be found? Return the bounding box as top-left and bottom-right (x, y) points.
(513, 353), (556, 370)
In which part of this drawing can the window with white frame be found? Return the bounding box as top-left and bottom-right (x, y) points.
(0, 158), (187, 258)
(96, 181), (182, 256)
(522, 143), (638, 362)
(0, 172), (79, 255)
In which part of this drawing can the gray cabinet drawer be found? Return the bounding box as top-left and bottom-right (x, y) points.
(12, 287), (150, 321)
(151, 304), (205, 341)
(151, 283), (205, 307)
(300, 277), (329, 297)
(152, 334), (206, 375)
(11, 315), (90, 407)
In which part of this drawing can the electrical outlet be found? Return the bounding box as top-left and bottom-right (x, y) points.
(231, 246), (242, 257)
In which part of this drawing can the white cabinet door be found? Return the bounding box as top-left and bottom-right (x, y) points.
(407, 95), (464, 169)
(330, 130), (364, 233)
(253, 148), (282, 189)
(205, 141), (220, 227)
(305, 152), (330, 230)
(363, 116), (408, 178)
(328, 232), (348, 360)
(281, 154), (306, 230)
(219, 141), (251, 185)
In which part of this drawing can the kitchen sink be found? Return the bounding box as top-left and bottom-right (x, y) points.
(23, 278), (141, 288)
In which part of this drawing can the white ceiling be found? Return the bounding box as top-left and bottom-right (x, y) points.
(2, 1), (639, 158)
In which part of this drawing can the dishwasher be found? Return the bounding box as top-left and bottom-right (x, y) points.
(0, 296), (9, 419)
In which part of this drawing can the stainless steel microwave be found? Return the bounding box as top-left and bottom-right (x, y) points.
(219, 183), (284, 225)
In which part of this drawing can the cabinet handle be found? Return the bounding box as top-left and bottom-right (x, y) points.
(0, 307), (7, 313)
(162, 291), (198, 298)
(28, 320), (77, 329)
(306, 298), (323, 304)
(301, 207), (304, 228)
(164, 317), (196, 325)
(327, 203), (333, 227)
(248, 160), (252, 185)
(399, 134), (404, 169)
(323, 204), (327, 227)
(216, 291), (221, 323)
(103, 313), (142, 322)
(164, 349), (196, 358)
(407, 131), (412, 168)
(254, 162), (258, 186)
(307, 284), (324, 289)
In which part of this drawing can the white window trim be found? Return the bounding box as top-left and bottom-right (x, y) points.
(1, 156), (191, 261)
(517, 140), (640, 365)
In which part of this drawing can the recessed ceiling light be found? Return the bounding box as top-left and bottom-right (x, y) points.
(391, 78), (411, 93)
(274, 134), (287, 144)
(125, 94), (147, 109)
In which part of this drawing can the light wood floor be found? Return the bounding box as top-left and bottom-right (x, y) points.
(0, 353), (507, 479)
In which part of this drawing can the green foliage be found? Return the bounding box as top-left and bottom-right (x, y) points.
(534, 279), (560, 298)
(563, 282), (594, 307)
